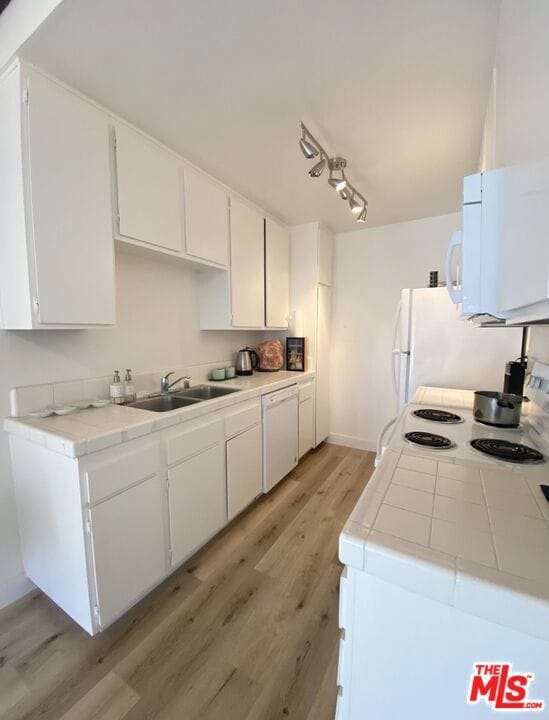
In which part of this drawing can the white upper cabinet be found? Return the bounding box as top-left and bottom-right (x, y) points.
(184, 167), (229, 267)
(0, 63), (116, 328)
(113, 123), (183, 253)
(230, 197), (265, 328)
(265, 218), (290, 328)
(318, 223), (334, 285)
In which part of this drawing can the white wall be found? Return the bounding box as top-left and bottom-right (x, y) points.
(0, 248), (263, 607)
(487, 0), (549, 363)
(329, 212), (461, 451)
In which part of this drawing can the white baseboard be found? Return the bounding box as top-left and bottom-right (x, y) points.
(328, 433), (377, 453)
(0, 572), (35, 610)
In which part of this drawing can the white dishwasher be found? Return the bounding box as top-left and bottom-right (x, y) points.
(262, 385), (299, 492)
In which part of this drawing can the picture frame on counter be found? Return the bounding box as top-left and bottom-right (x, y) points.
(286, 337), (306, 372)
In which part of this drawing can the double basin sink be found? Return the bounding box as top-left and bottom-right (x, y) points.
(128, 384), (240, 412)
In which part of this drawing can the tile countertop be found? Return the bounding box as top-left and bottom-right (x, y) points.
(4, 371), (314, 458)
(340, 447), (549, 641)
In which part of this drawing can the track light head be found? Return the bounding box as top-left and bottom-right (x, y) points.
(328, 175), (347, 192)
(339, 187), (349, 200)
(299, 135), (319, 159)
(348, 195), (362, 214)
(356, 206), (367, 223)
(308, 157), (326, 178)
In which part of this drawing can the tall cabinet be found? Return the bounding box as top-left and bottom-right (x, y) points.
(288, 222), (333, 446)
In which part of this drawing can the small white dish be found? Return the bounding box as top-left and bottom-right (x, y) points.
(74, 399), (93, 409)
(28, 408), (54, 418)
(91, 399), (110, 408)
(51, 404), (77, 416)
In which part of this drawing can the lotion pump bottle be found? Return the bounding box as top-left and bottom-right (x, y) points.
(110, 370), (125, 405)
(124, 369), (136, 403)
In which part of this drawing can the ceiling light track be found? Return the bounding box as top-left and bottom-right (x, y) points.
(299, 121), (368, 224)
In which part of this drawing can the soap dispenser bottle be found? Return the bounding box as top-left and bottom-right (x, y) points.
(124, 369), (136, 403)
(110, 370), (125, 405)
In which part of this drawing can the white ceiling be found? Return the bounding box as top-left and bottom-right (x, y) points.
(21, 0), (500, 231)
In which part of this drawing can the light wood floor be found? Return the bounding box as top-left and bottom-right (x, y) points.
(0, 443), (374, 720)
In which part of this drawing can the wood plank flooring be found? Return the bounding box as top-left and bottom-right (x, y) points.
(0, 443), (374, 720)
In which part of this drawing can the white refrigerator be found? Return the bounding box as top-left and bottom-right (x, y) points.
(392, 287), (523, 411)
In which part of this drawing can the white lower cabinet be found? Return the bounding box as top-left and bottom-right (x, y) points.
(168, 444), (226, 565)
(89, 474), (167, 629)
(298, 381), (315, 458)
(226, 424), (262, 520)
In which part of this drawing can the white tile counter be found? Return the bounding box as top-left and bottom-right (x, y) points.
(340, 444), (549, 641)
(4, 371), (314, 458)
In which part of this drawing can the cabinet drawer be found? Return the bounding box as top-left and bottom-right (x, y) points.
(167, 418), (222, 466)
(85, 442), (161, 505)
(299, 381), (314, 402)
(225, 400), (261, 439)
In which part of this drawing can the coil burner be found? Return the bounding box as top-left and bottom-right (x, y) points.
(404, 431), (455, 450)
(470, 438), (544, 464)
(412, 409), (464, 424)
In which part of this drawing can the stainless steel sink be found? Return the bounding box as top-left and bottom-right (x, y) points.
(176, 384), (241, 401)
(128, 395), (202, 412)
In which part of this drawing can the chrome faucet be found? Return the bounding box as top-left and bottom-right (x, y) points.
(160, 372), (191, 394)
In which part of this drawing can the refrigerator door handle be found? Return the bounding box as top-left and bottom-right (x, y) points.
(446, 230), (463, 304)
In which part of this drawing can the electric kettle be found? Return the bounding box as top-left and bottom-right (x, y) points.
(236, 347), (258, 376)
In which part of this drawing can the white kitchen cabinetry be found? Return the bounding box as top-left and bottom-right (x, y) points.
(88, 474), (167, 629)
(265, 218), (290, 328)
(183, 167), (229, 267)
(230, 197), (265, 328)
(0, 62), (116, 329)
(298, 381), (315, 458)
(289, 222), (334, 445)
(113, 123), (183, 253)
(226, 425), (263, 520)
(167, 417), (226, 566)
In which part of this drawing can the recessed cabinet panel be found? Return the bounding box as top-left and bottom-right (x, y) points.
(27, 70), (116, 325)
(90, 475), (166, 629)
(227, 424), (262, 520)
(114, 124), (182, 252)
(168, 443), (226, 565)
(265, 218), (290, 328)
(184, 167), (229, 266)
(230, 197), (265, 327)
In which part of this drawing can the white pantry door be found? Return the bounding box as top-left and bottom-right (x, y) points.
(26, 70), (116, 325)
(315, 284), (332, 444)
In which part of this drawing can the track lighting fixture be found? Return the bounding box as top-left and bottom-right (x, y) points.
(308, 157), (326, 177)
(298, 121), (368, 224)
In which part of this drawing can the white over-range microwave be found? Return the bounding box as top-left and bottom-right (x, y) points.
(446, 160), (549, 324)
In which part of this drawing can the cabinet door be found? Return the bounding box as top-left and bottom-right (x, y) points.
(226, 424), (262, 520)
(168, 443), (226, 565)
(265, 218), (290, 328)
(230, 197), (265, 327)
(114, 124), (183, 252)
(184, 167), (229, 266)
(299, 396), (314, 458)
(89, 475), (166, 629)
(26, 70), (115, 325)
(318, 224), (334, 286)
(316, 284), (332, 444)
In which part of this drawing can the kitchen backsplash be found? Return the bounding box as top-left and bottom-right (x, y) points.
(9, 360), (235, 417)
